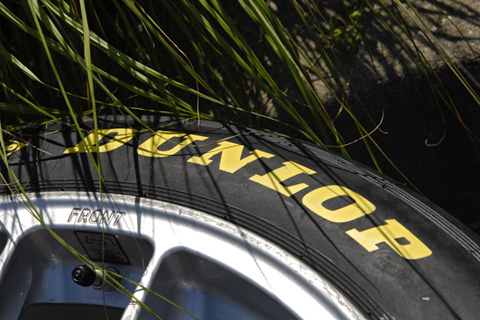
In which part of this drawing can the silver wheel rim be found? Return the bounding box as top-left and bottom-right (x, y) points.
(0, 192), (365, 320)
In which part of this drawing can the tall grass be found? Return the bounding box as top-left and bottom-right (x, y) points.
(1, 1), (477, 157)
(1, 1), (477, 173)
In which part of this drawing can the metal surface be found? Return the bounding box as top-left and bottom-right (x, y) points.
(0, 192), (365, 320)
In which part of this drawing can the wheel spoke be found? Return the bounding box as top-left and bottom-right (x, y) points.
(0, 192), (364, 320)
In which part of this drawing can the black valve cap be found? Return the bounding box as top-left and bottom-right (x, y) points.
(72, 265), (96, 287)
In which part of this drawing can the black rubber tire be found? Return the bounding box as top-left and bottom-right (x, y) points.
(3, 116), (480, 319)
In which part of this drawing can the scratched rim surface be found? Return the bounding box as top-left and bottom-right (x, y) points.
(0, 192), (364, 320)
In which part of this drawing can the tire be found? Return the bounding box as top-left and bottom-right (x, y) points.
(1, 115), (480, 319)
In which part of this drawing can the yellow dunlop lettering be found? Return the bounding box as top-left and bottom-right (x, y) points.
(5, 140), (27, 156)
(250, 161), (316, 196)
(302, 185), (376, 223)
(64, 128), (137, 153)
(346, 219), (432, 259)
(137, 131), (208, 157)
(187, 141), (274, 173)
